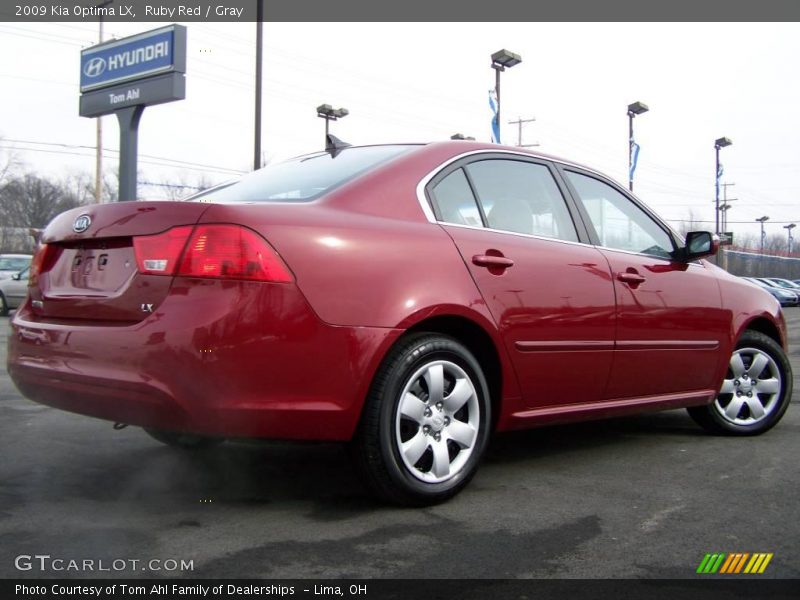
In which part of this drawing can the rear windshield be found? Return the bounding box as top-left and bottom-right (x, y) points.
(188, 145), (415, 203)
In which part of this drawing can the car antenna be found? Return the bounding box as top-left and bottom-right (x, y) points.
(325, 134), (351, 157)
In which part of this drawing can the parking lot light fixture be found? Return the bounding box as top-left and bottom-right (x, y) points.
(490, 49), (522, 144)
(784, 223), (796, 254)
(714, 137), (733, 235)
(627, 101), (649, 191)
(756, 215), (769, 255)
(316, 104), (349, 147)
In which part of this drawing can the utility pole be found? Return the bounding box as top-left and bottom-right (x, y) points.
(95, 1), (114, 202)
(508, 117), (539, 148)
(720, 183), (737, 233)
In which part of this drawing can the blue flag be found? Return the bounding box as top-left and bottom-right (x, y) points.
(629, 140), (641, 182)
(489, 89), (500, 144)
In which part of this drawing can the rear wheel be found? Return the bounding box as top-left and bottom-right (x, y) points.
(688, 330), (792, 435)
(351, 334), (491, 506)
(143, 428), (225, 449)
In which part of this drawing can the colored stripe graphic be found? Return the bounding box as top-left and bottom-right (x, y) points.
(698, 552), (773, 574)
(744, 553), (773, 574)
(697, 553), (726, 573)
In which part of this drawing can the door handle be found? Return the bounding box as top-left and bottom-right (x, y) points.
(472, 255), (514, 269)
(616, 271), (646, 285)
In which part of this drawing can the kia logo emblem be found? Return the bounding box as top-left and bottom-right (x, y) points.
(83, 57), (106, 78)
(73, 214), (92, 233)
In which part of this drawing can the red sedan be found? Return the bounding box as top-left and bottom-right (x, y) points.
(7, 141), (793, 505)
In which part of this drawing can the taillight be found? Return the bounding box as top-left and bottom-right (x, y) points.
(133, 224), (293, 282)
(177, 224), (293, 282)
(29, 243), (59, 287)
(133, 226), (193, 275)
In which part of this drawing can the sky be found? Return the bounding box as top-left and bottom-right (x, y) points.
(0, 21), (799, 239)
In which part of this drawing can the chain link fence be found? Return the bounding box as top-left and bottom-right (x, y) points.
(723, 248), (800, 279)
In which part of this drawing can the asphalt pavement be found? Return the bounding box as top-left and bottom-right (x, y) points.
(1, 310), (798, 580)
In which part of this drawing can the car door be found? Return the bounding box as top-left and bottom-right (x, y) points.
(560, 168), (730, 400)
(426, 155), (616, 409)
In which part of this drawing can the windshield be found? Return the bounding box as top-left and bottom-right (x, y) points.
(188, 145), (416, 204)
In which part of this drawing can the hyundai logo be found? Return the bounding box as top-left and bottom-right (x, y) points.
(73, 214), (92, 233)
(83, 57), (106, 78)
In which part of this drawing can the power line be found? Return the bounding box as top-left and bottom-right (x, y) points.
(664, 218), (799, 224)
(2, 139), (247, 175)
(0, 144), (246, 176)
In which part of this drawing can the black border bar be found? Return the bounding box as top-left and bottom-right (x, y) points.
(2, 0), (800, 22)
(6, 579), (800, 600)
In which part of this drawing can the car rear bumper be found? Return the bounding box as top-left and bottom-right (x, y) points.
(7, 278), (401, 441)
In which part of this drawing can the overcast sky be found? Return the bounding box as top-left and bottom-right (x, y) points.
(1, 21), (798, 238)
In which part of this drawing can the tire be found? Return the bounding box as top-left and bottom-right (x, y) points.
(0, 292), (8, 317)
(351, 333), (491, 506)
(688, 330), (793, 435)
(143, 427), (225, 449)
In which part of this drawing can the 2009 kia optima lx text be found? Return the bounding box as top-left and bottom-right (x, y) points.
(7, 141), (793, 505)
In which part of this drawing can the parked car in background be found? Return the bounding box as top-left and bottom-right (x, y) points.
(744, 277), (800, 307)
(761, 277), (800, 291)
(6, 141), (795, 505)
(0, 267), (29, 316)
(0, 254), (32, 280)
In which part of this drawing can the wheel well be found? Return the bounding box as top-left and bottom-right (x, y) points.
(405, 315), (502, 427)
(745, 317), (782, 346)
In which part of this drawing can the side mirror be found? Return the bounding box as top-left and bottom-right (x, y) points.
(11, 273), (21, 281)
(678, 231), (719, 262)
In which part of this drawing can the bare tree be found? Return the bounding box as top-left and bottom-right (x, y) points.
(676, 210), (703, 238)
(0, 174), (83, 229)
(0, 137), (21, 186)
(145, 172), (216, 201)
(763, 232), (787, 254)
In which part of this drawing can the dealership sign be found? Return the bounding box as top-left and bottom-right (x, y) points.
(80, 25), (186, 92)
(79, 24), (187, 202)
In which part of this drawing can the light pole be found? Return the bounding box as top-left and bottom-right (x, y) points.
(756, 215), (769, 255)
(785, 223), (796, 255)
(316, 104), (349, 147)
(490, 49), (522, 144)
(627, 101), (648, 192)
(714, 137), (732, 235)
(254, 0), (264, 170)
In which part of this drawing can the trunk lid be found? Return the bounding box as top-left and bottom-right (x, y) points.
(31, 202), (211, 322)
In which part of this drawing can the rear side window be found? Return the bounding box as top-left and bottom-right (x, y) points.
(429, 169), (484, 226)
(189, 145), (414, 203)
(466, 159), (578, 242)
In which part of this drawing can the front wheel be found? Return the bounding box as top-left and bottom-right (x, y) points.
(688, 330), (793, 435)
(351, 334), (491, 506)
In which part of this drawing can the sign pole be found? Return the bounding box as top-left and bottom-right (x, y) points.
(116, 105), (144, 202)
